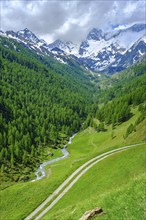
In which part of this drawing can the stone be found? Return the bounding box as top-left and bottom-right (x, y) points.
(79, 207), (104, 220)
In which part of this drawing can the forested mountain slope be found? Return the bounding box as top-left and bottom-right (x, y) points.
(84, 61), (146, 130)
(0, 35), (145, 184)
(0, 36), (94, 181)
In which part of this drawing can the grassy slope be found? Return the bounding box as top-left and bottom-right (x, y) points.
(43, 145), (145, 220)
(0, 109), (145, 220)
(0, 147), (63, 190)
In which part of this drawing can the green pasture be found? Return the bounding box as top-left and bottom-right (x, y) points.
(43, 145), (145, 220)
(0, 109), (145, 220)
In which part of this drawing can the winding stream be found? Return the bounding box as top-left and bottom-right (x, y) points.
(32, 134), (76, 182)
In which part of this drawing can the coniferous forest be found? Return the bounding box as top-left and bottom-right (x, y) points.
(0, 35), (146, 183)
(0, 36), (94, 180)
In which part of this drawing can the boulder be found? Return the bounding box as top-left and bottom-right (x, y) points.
(79, 207), (104, 220)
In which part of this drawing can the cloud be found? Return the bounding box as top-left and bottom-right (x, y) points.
(1, 0), (145, 43)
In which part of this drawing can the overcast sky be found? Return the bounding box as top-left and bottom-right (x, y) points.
(0, 0), (146, 43)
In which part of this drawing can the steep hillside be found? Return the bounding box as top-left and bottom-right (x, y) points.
(1, 23), (146, 74)
(0, 34), (145, 185)
(0, 57), (145, 219)
(1, 106), (145, 220)
(0, 35), (94, 182)
(83, 61), (146, 131)
(47, 23), (146, 73)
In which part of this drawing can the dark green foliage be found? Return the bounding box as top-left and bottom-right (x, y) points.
(0, 35), (146, 183)
(96, 122), (106, 132)
(125, 123), (135, 138)
(134, 115), (145, 127)
(94, 62), (146, 104)
(84, 61), (146, 130)
(0, 36), (94, 179)
(96, 99), (132, 125)
(95, 62), (146, 126)
(82, 114), (93, 129)
(138, 103), (146, 116)
(132, 104), (146, 132)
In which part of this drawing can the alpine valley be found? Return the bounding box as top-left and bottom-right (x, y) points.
(0, 22), (146, 220)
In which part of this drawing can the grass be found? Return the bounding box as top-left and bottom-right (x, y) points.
(0, 146), (63, 190)
(42, 145), (145, 220)
(0, 108), (145, 220)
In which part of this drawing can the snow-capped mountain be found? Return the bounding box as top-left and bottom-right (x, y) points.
(87, 28), (104, 41)
(5, 28), (44, 45)
(48, 39), (79, 56)
(17, 28), (42, 44)
(1, 28), (53, 57)
(46, 23), (146, 73)
(0, 23), (146, 74)
(76, 24), (146, 73)
(117, 35), (146, 67)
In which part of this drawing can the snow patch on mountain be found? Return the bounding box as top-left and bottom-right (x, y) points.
(0, 23), (145, 74)
(17, 28), (40, 44)
(48, 39), (80, 56)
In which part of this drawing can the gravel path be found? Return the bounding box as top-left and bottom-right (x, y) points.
(25, 142), (144, 220)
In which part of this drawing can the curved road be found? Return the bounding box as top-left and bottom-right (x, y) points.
(25, 143), (144, 220)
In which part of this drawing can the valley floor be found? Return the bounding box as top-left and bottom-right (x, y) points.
(0, 109), (146, 220)
(42, 144), (145, 220)
(26, 143), (145, 220)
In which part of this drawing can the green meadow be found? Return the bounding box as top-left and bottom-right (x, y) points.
(0, 108), (145, 220)
(43, 145), (145, 220)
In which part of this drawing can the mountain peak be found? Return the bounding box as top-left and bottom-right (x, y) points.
(1, 23), (145, 74)
(18, 28), (32, 35)
(48, 39), (65, 50)
(17, 28), (40, 44)
(24, 28), (30, 31)
(87, 28), (103, 41)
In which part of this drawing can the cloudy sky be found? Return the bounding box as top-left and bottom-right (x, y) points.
(0, 0), (145, 43)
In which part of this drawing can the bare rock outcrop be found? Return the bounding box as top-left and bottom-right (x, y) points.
(79, 207), (105, 220)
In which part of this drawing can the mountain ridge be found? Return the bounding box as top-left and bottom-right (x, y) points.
(0, 23), (146, 74)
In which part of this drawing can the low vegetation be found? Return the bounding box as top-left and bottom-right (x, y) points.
(0, 35), (145, 220)
(42, 145), (145, 220)
(0, 108), (145, 220)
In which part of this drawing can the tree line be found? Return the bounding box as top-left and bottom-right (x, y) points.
(83, 62), (146, 129)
